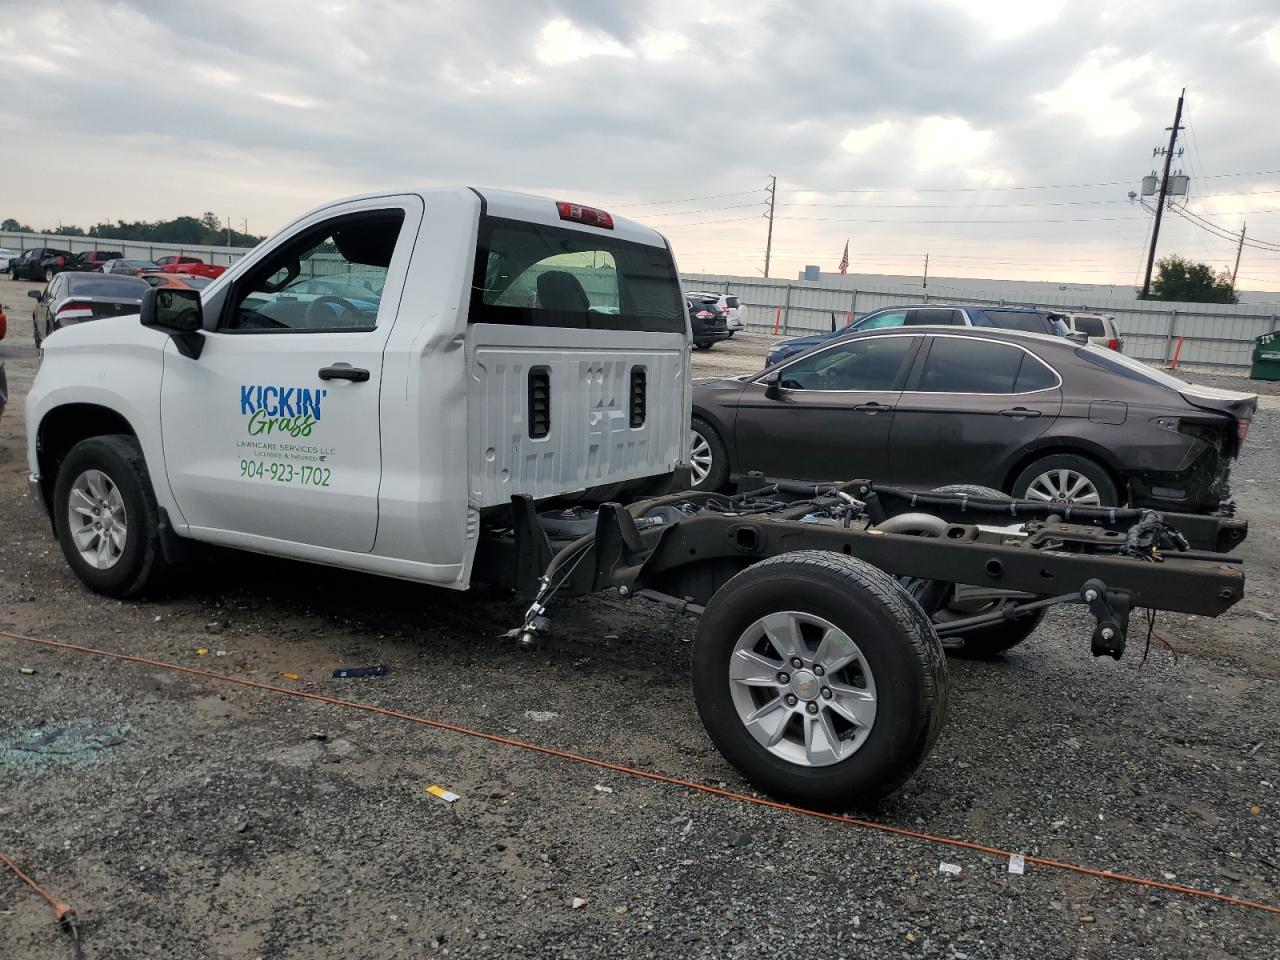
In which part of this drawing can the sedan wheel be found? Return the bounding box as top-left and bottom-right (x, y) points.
(66, 468), (128, 570)
(690, 429), (713, 487)
(1023, 468), (1101, 505)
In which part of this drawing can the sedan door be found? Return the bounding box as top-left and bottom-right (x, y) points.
(888, 335), (1062, 490)
(733, 334), (922, 482)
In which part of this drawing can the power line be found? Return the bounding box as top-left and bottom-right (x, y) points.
(612, 189), (765, 207)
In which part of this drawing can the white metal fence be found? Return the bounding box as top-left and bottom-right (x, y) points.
(682, 273), (1279, 369)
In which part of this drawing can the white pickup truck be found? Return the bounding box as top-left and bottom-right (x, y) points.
(25, 187), (1249, 808)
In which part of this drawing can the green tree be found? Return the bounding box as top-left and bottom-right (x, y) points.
(1145, 254), (1239, 304)
(200, 211), (222, 232)
(2, 218), (33, 232)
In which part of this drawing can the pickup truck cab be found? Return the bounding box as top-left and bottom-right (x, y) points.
(26, 188), (691, 597)
(155, 255), (227, 279)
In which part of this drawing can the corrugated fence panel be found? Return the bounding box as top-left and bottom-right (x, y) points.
(0, 231), (251, 269)
(681, 272), (1280, 369)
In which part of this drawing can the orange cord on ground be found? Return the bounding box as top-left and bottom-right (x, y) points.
(0, 849), (79, 943)
(4, 628), (1278, 918)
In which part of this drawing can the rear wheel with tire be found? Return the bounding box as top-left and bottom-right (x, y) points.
(692, 551), (949, 808)
(44, 267), (55, 282)
(1011, 453), (1118, 507)
(693, 341), (713, 350)
(53, 435), (169, 598)
(898, 485), (1047, 658)
(689, 416), (729, 491)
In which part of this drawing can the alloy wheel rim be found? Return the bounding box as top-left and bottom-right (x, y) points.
(1024, 469), (1100, 505)
(67, 469), (128, 570)
(728, 611), (877, 768)
(689, 430), (713, 486)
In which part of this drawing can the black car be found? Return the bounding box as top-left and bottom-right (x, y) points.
(688, 294), (732, 350)
(8, 247), (72, 281)
(29, 273), (148, 347)
(765, 303), (1072, 365)
(690, 327), (1256, 513)
(42, 249), (124, 281)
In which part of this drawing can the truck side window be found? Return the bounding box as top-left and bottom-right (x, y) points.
(219, 210), (405, 333)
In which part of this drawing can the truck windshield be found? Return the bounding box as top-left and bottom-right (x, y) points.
(469, 217), (685, 333)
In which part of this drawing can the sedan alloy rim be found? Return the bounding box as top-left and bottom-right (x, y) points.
(1024, 469), (1100, 505)
(67, 469), (128, 570)
(689, 429), (713, 486)
(728, 611), (877, 768)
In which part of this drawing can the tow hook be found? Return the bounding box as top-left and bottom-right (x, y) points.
(1080, 578), (1131, 660)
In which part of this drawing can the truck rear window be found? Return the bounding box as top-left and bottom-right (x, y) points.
(469, 217), (686, 333)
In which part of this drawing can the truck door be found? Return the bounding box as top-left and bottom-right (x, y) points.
(159, 197), (422, 552)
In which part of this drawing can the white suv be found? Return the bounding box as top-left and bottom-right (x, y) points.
(1064, 312), (1123, 352)
(687, 290), (745, 334)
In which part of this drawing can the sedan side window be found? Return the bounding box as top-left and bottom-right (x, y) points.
(779, 336), (915, 391)
(916, 338), (1053, 394)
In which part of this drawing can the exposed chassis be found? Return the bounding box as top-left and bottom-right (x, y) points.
(472, 478), (1248, 806)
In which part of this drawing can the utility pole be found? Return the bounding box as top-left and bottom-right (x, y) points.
(1139, 88), (1185, 299)
(226, 215), (232, 247)
(763, 175), (776, 279)
(922, 253), (929, 289)
(1230, 221), (1246, 292)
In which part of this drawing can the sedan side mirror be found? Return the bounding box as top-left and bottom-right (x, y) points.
(141, 286), (205, 359)
(763, 370), (782, 400)
(27, 289), (42, 299)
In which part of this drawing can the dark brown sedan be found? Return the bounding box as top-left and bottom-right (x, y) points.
(690, 327), (1256, 513)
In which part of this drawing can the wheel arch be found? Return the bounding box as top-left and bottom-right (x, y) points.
(690, 404), (736, 475)
(1000, 441), (1126, 498)
(35, 403), (140, 512)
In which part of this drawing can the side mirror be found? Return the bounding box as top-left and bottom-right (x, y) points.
(141, 286), (205, 359)
(763, 370), (782, 400)
(27, 289), (41, 300)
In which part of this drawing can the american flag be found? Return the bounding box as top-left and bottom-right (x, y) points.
(838, 240), (849, 275)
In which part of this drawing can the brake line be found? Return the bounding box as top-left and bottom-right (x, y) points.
(3, 629), (1277, 918)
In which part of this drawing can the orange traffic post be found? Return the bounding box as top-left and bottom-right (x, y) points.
(1169, 336), (1185, 369)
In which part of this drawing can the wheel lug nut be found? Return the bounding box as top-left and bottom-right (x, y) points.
(777, 672), (790, 684)
(821, 687), (832, 699)
(814, 665), (825, 677)
(784, 694), (797, 707)
(790, 657), (803, 669)
(806, 702), (818, 714)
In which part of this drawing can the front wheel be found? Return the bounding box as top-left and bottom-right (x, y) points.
(44, 267), (55, 282)
(53, 435), (169, 597)
(692, 551), (949, 808)
(1011, 453), (1118, 507)
(689, 417), (729, 491)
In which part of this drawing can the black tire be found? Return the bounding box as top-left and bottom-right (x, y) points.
(44, 267), (55, 283)
(689, 416), (729, 491)
(692, 551), (949, 809)
(1010, 453), (1119, 507)
(53, 435), (168, 598)
(924, 484), (1045, 658)
(939, 608), (1046, 659)
(693, 341), (713, 350)
(8, 267), (16, 281)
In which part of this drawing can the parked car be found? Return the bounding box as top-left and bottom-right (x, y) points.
(104, 258), (159, 276)
(0, 302), (6, 340)
(29, 273), (148, 347)
(0, 247), (20, 271)
(688, 296), (732, 350)
(765, 304), (1072, 366)
(687, 289), (745, 334)
(139, 272), (214, 290)
(1063, 312), (1123, 352)
(155, 255), (225, 279)
(691, 327), (1255, 513)
(8, 247), (72, 281)
(39, 249), (123, 281)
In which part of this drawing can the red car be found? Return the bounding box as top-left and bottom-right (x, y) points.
(155, 255), (226, 279)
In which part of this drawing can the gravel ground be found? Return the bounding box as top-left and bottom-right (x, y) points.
(1, 287), (1277, 958)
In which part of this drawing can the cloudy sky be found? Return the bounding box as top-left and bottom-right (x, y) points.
(3, 0), (1280, 290)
